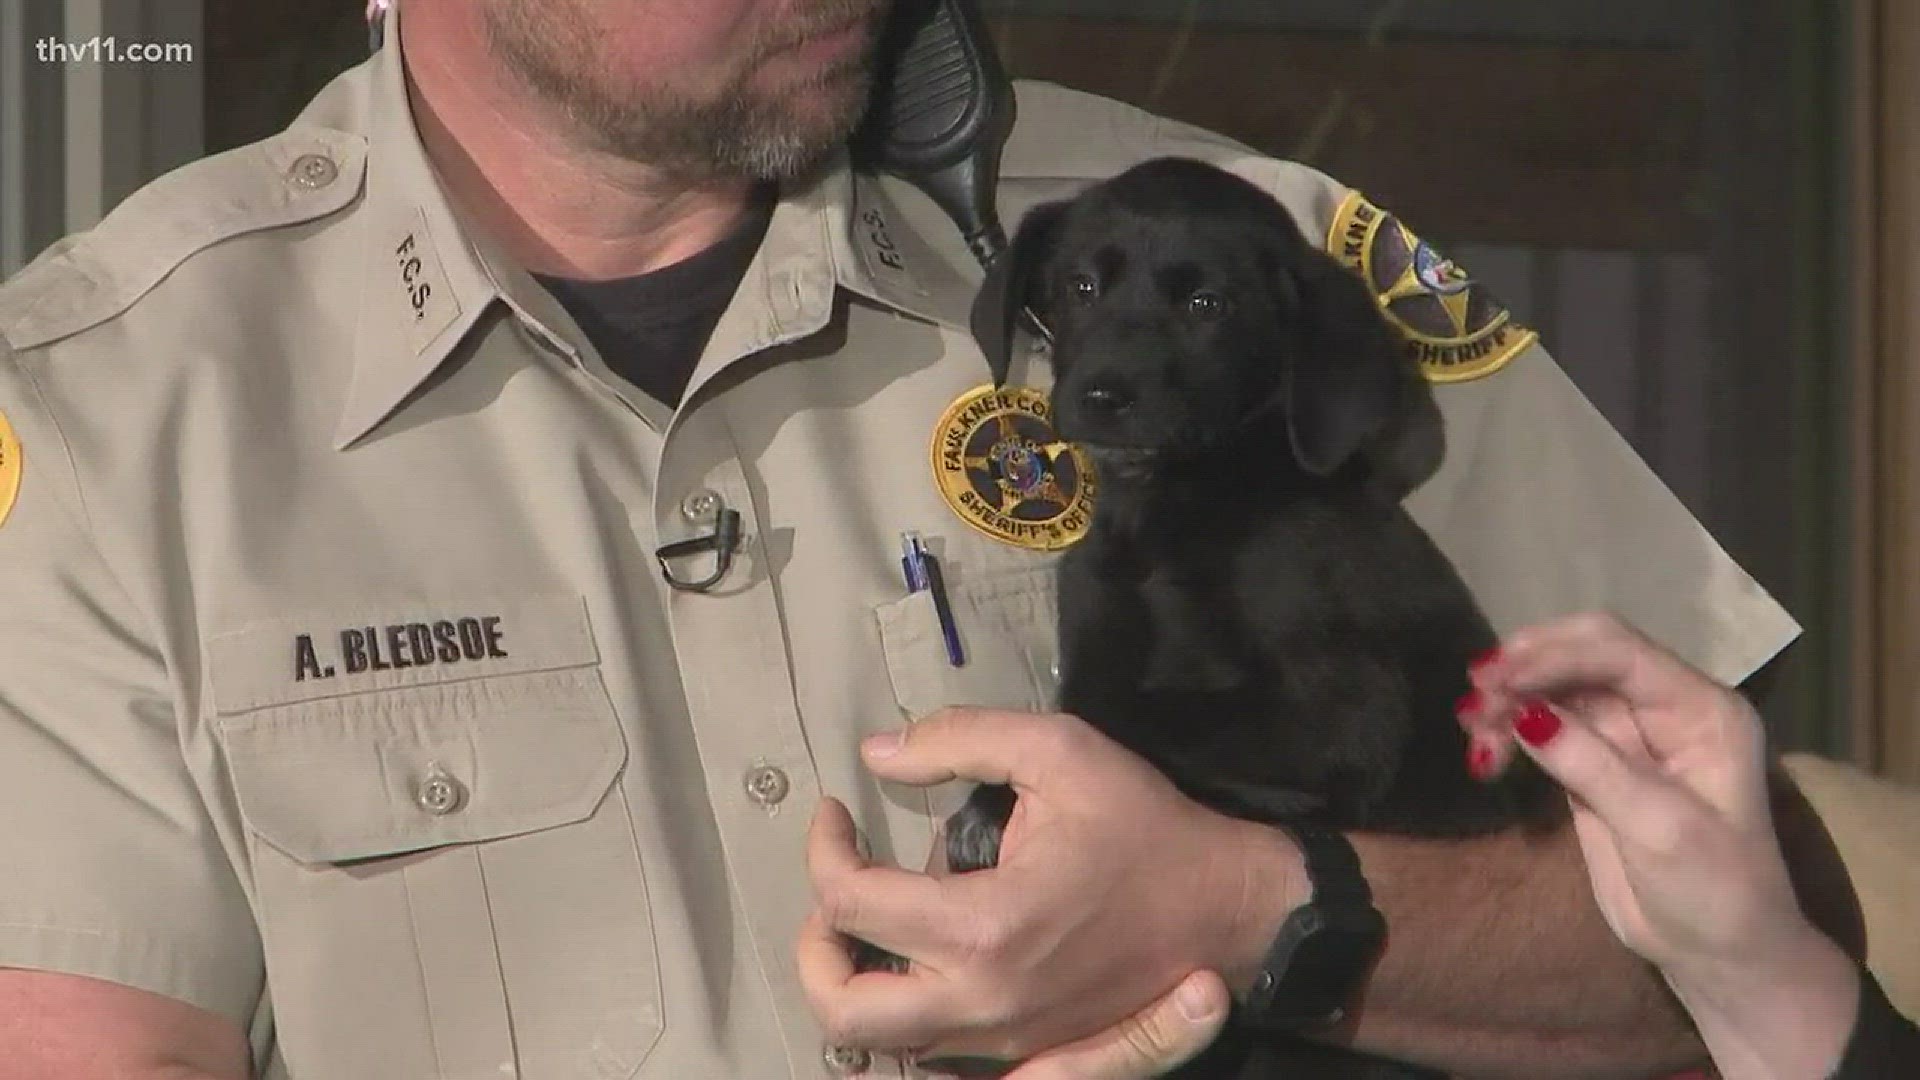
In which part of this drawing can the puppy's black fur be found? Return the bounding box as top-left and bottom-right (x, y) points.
(942, 158), (1560, 1079)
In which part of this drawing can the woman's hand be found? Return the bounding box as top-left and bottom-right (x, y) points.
(1461, 613), (1859, 1080)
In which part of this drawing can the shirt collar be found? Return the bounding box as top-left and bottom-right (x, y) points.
(329, 2), (978, 449)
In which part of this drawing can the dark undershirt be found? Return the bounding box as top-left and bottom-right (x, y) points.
(533, 189), (775, 409)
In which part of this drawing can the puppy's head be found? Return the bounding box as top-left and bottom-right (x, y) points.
(971, 157), (1413, 477)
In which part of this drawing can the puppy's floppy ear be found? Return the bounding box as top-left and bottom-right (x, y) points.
(1277, 252), (1415, 477)
(970, 199), (1068, 387)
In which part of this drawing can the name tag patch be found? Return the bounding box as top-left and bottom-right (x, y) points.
(208, 595), (598, 715)
(295, 615), (509, 681)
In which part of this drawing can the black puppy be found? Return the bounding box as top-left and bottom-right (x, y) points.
(940, 157), (1559, 1079)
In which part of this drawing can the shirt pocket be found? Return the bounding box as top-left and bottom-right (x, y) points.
(210, 597), (661, 1080)
(873, 563), (1063, 720)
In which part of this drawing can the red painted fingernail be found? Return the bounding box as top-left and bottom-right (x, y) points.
(1515, 703), (1561, 747)
(1467, 742), (1495, 780)
(1468, 647), (1501, 673)
(1455, 688), (1484, 718)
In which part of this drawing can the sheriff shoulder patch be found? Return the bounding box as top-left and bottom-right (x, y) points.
(0, 408), (19, 530)
(1327, 192), (1537, 383)
(931, 385), (1095, 551)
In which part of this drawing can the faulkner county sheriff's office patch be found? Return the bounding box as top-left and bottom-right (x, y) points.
(932, 385), (1096, 551)
(1327, 192), (1537, 383)
(0, 408), (19, 530)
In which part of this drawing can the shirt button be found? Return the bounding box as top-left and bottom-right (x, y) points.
(681, 489), (722, 521)
(415, 768), (467, 815)
(743, 764), (791, 808)
(289, 152), (339, 189)
(822, 1044), (871, 1075)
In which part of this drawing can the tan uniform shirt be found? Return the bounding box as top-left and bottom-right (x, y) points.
(0, 11), (1795, 1080)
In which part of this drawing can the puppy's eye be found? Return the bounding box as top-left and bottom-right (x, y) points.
(1068, 272), (1101, 304)
(1185, 290), (1229, 319)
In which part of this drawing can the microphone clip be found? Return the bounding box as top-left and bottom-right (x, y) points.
(656, 506), (744, 593)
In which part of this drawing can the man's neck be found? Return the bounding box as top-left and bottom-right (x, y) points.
(398, 3), (758, 281)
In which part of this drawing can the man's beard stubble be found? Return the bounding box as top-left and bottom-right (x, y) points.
(482, 0), (882, 184)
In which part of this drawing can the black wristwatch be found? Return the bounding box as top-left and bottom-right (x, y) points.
(1237, 821), (1387, 1033)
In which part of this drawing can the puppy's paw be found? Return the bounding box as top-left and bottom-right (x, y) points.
(850, 937), (910, 975)
(945, 784), (1016, 873)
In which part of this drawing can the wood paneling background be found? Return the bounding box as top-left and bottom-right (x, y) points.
(1855, 0), (1920, 781)
(987, 18), (1706, 251)
(202, 0), (363, 155)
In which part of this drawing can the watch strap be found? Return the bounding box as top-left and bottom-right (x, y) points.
(1289, 820), (1371, 907)
(1239, 819), (1381, 1027)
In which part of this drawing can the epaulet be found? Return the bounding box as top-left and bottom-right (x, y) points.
(0, 123), (368, 352)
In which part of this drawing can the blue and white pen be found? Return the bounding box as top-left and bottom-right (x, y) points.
(901, 532), (964, 667)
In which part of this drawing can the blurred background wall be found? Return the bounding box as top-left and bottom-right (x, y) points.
(4, 0), (1909, 780)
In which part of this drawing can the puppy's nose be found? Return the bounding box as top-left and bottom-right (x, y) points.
(1080, 381), (1134, 417)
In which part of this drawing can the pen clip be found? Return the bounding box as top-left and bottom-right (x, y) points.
(899, 531), (964, 667)
(900, 531), (931, 590)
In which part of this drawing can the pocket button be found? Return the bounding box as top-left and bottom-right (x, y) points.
(413, 766), (467, 816)
(743, 764), (791, 808)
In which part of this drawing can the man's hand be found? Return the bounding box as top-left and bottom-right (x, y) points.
(795, 706), (1303, 1065)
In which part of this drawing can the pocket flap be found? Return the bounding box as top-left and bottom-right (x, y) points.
(216, 668), (627, 864)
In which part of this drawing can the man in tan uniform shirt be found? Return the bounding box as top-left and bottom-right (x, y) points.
(0, 1), (1820, 1077)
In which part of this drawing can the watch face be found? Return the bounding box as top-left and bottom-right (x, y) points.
(1292, 920), (1370, 994)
